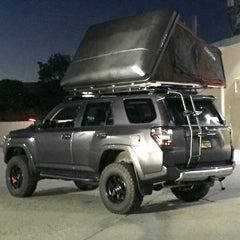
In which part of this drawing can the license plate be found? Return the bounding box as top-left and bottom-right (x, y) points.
(201, 140), (212, 149)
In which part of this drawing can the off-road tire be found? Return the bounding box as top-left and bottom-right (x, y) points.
(171, 183), (210, 202)
(99, 162), (143, 214)
(74, 181), (98, 191)
(6, 155), (37, 197)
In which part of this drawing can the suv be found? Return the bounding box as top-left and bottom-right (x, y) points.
(3, 91), (234, 214)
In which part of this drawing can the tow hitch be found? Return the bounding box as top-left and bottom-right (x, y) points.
(219, 178), (226, 190)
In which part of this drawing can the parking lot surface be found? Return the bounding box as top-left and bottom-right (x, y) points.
(0, 149), (240, 240)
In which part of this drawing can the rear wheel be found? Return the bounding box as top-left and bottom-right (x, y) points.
(74, 181), (98, 191)
(99, 162), (143, 214)
(171, 183), (210, 202)
(6, 155), (37, 197)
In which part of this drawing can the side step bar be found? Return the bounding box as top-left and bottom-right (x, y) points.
(40, 173), (99, 183)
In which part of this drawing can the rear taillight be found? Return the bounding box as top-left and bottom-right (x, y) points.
(151, 127), (173, 146)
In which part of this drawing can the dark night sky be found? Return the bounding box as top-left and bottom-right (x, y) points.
(0, 0), (232, 82)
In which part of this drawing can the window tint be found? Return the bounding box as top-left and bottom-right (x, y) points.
(124, 99), (156, 123)
(53, 106), (81, 121)
(43, 105), (81, 128)
(82, 102), (113, 126)
(165, 99), (223, 126)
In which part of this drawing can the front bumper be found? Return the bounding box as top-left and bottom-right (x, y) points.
(176, 164), (235, 182)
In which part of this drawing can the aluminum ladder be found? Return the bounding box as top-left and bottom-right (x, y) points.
(168, 90), (202, 167)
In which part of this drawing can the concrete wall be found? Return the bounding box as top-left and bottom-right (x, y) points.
(0, 122), (32, 144)
(202, 40), (240, 149)
(220, 42), (240, 149)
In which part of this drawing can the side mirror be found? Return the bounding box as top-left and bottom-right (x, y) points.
(35, 119), (42, 127)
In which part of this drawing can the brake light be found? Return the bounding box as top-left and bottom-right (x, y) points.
(151, 127), (173, 146)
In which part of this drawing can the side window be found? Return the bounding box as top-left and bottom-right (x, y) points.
(124, 99), (156, 123)
(82, 102), (113, 126)
(43, 105), (81, 128)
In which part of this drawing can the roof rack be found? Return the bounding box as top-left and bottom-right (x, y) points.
(64, 81), (216, 98)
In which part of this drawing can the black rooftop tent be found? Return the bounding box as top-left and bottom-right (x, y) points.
(61, 9), (226, 93)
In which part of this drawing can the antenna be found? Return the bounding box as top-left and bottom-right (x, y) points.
(192, 15), (198, 35)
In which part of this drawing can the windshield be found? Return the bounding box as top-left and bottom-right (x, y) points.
(165, 98), (224, 126)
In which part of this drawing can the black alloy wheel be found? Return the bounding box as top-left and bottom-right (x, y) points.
(106, 175), (126, 203)
(6, 155), (37, 197)
(9, 165), (23, 189)
(99, 162), (143, 214)
(171, 183), (211, 202)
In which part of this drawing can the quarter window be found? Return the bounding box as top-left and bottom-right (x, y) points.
(124, 99), (156, 123)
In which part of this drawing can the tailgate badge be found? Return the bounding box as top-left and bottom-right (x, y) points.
(201, 140), (212, 149)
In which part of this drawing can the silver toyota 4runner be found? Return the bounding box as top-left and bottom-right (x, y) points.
(3, 9), (235, 214)
(3, 92), (234, 214)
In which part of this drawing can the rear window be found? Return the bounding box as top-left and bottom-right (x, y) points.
(165, 98), (224, 126)
(124, 99), (156, 123)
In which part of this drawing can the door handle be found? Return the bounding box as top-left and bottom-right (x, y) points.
(96, 132), (107, 139)
(61, 133), (72, 140)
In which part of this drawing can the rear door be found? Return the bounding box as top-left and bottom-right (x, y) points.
(164, 97), (232, 168)
(71, 101), (113, 173)
(192, 99), (232, 165)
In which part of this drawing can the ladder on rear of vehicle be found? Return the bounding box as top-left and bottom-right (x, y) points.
(168, 90), (202, 167)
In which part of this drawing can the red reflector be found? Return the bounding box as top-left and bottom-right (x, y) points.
(161, 141), (171, 146)
(153, 135), (159, 141)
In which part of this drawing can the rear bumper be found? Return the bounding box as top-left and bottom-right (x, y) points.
(177, 164), (235, 182)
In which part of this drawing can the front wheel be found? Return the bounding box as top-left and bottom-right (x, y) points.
(6, 155), (37, 197)
(99, 162), (143, 214)
(171, 183), (210, 202)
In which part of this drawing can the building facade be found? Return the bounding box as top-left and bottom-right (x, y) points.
(203, 35), (240, 148)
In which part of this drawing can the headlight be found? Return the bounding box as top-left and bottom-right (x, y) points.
(4, 134), (10, 141)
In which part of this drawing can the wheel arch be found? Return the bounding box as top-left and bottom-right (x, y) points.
(98, 147), (154, 196)
(4, 144), (36, 173)
(98, 146), (144, 179)
(98, 149), (124, 174)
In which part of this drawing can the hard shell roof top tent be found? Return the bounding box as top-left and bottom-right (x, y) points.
(61, 9), (226, 95)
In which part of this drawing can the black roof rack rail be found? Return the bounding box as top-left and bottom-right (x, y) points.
(64, 82), (206, 98)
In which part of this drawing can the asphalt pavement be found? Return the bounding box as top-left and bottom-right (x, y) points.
(0, 149), (240, 240)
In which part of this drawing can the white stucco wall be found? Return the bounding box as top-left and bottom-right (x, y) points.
(202, 38), (240, 148)
(0, 121), (32, 145)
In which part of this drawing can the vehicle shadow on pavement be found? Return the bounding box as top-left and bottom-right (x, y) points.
(135, 198), (204, 214)
(32, 187), (81, 197)
(135, 187), (240, 214)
